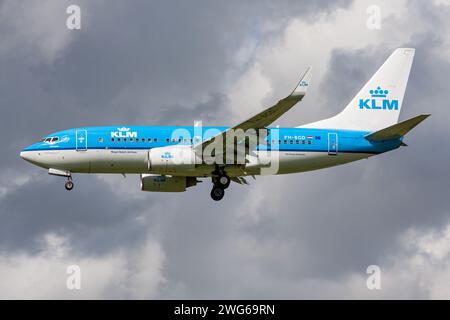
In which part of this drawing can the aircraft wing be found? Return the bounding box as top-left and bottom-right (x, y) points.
(194, 67), (312, 155)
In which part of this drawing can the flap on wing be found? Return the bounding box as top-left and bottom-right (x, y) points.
(231, 176), (249, 185)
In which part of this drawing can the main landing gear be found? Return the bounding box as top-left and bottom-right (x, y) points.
(210, 172), (230, 201)
(65, 177), (74, 191)
(211, 186), (225, 201)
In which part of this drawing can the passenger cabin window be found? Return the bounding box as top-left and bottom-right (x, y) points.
(98, 138), (103, 143)
(154, 138), (158, 142)
(111, 138), (115, 142)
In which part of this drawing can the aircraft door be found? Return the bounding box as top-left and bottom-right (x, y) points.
(328, 132), (338, 155)
(76, 129), (88, 151)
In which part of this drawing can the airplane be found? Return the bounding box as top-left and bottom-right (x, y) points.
(20, 48), (429, 201)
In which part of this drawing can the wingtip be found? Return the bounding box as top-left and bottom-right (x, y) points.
(417, 114), (431, 121)
(302, 66), (313, 80)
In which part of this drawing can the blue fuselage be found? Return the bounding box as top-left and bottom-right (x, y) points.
(22, 125), (401, 154)
(20, 125), (402, 178)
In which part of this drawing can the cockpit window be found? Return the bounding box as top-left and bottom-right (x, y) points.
(41, 137), (59, 143)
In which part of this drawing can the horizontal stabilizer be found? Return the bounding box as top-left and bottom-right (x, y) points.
(365, 114), (430, 141)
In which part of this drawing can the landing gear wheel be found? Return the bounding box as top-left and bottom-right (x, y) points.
(65, 180), (74, 191)
(216, 175), (231, 189)
(211, 186), (225, 201)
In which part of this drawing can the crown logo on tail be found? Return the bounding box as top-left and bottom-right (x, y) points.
(370, 86), (389, 98)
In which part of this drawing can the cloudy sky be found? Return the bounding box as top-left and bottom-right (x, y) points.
(1, 0), (450, 299)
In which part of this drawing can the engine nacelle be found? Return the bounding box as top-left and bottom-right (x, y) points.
(140, 174), (198, 192)
(149, 146), (200, 173)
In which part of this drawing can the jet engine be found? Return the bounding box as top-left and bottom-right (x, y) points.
(140, 174), (198, 192)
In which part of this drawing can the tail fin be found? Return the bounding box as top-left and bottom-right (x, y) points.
(303, 48), (415, 131)
(365, 114), (430, 141)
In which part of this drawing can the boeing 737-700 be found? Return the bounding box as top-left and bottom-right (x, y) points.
(20, 48), (429, 201)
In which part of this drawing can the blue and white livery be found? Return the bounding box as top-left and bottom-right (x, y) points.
(20, 48), (429, 201)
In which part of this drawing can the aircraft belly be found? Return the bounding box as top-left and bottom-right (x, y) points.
(39, 149), (372, 176)
(32, 150), (90, 172)
(47, 149), (147, 173)
(89, 149), (147, 173)
(276, 151), (371, 174)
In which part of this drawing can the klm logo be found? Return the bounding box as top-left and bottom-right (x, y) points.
(359, 86), (398, 110)
(111, 127), (138, 138)
(161, 152), (173, 159)
(299, 80), (309, 87)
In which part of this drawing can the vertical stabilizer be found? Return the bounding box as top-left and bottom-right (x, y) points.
(302, 48), (415, 131)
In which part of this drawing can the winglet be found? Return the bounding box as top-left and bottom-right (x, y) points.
(290, 66), (312, 98)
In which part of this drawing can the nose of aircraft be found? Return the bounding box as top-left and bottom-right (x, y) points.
(20, 150), (31, 162)
(20, 145), (51, 169)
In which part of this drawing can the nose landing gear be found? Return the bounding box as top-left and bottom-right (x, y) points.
(48, 169), (74, 191)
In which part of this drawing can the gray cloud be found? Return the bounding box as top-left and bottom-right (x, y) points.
(0, 174), (149, 255)
(1, 0), (449, 299)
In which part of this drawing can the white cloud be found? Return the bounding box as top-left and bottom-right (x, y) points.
(226, 62), (273, 122)
(0, 170), (36, 200)
(0, 232), (165, 299)
(0, 1), (85, 63)
(308, 223), (450, 299)
(225, 0), (415, 126)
